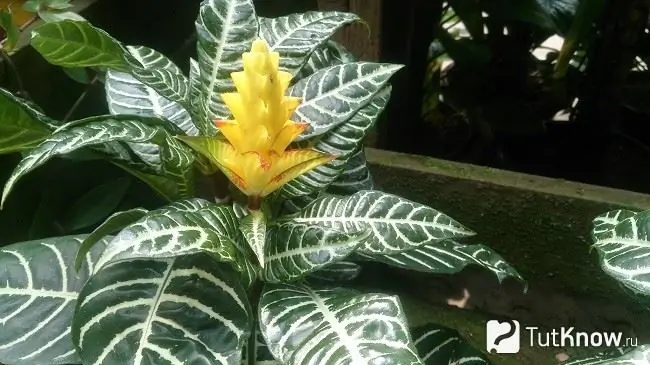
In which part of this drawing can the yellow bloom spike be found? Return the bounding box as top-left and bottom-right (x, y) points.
(177, 38), (337, 204)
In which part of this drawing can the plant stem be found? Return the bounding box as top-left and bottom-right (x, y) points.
(63, 74), (99, 122)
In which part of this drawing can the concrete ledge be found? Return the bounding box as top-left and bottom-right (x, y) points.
(365, 147), (650, 298)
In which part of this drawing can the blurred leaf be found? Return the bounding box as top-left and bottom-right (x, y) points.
(43, 0), (73, 10)
(0, 9), (19, 51)
(437, 25), (490, 69)
(554, 0), (605, 78)
(63, 176), (131, 231)
(484, 0), (556, 30)
(38, 9), (85, 22)
(27, 190), (61, 239)
(22, 0), (40, 13)
(447, 0), (484, 40)
(537, 0), (579, 33)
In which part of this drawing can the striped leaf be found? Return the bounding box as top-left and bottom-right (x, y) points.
(241, 326), (278, 365)
(188, 58), (203, 121)
(74, 208), (149, 271)
(327, 149), (374, 195)
(159, 135), (196, 198)
(0, 118), (167, 208)
(105, 46), (197, 137)
(30, 20), (128, 71)
(94, 204), (242, 272)
(240, 210), (267, 267)
(590, 209), (650, 296)
(280, 86), (390, 198)
(73, 254), (253, 365)
(358, 240), (524, 284)
(282, 190), (475, 255)
(289, 62), (402, 141)
(124, 45), (192, 110)
(162, 197), (215, 212)
(261, 222), (368, 283)
(307, 261), (361, 282)
(259, 11), (360, 75)
(0, 235), (109, 365)
(258, 282), (423, 364)
(0, 88), (53, 154)
(195, 0), (258, 135)
(560, 346), (650, 364)
(295, 40), (356, 80)
(412, 323), (490, 365)
(591, 209), (638, 242)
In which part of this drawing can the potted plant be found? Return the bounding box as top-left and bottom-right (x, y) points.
(0, 0), (526, 364)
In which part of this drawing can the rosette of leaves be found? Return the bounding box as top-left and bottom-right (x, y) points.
(0, 0), (525, 364)
(558, 209), (650, 364)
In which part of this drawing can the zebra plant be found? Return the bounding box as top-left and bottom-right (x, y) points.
(558, 210), (650, 364)
(0, 0), (524, 364)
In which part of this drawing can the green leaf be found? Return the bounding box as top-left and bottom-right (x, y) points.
(280, 86), (390, 198)
(93, 204), (242, 272)
(559, 346), (650, 364)
(123, 45), (192, 112)
(411, 323), (490, 364)
(63, 176), (131, 231)
(240, 209), (267, 267)
(112, 162), (180, 202)
(63, 67), (93, 84)
(38, 9), (86, 22)
(359, 240), (525, 284)
(327, 148), (374, 195)
(74, 207), (149, 271)
(0, 9), (20, 51)
(195, 0), (258, 135)
(30, 20), (128, 70)
(295, 40), (356, 80)
(307, 261), (361, 282)
(258, 282), (423, 364)
(1, 117), (167, 208)
(282, 190), (475, 255)
(105, 45), (197, 136)
(590, 209), (650, 296)
(259, 11), (360, 75)
(0, 235), (109, 365)
(289, 62), (402, 141)
(72, 254), (253, 365)
(262, 222), (368, 283)
(0, 88), (54, 154)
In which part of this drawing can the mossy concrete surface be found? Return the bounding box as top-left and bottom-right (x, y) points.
(364, 147), (650, 300)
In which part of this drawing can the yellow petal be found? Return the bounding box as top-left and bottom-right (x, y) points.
(283, 96), (301, 118)
(214, 120), (245, 151)
(261, 149), (337, 196)
(176, 136), (254, 194)
(271, 121), (308, 153)
(251, 38), (270, 53)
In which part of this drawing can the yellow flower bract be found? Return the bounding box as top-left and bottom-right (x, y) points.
(178, 39), (335, 199)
